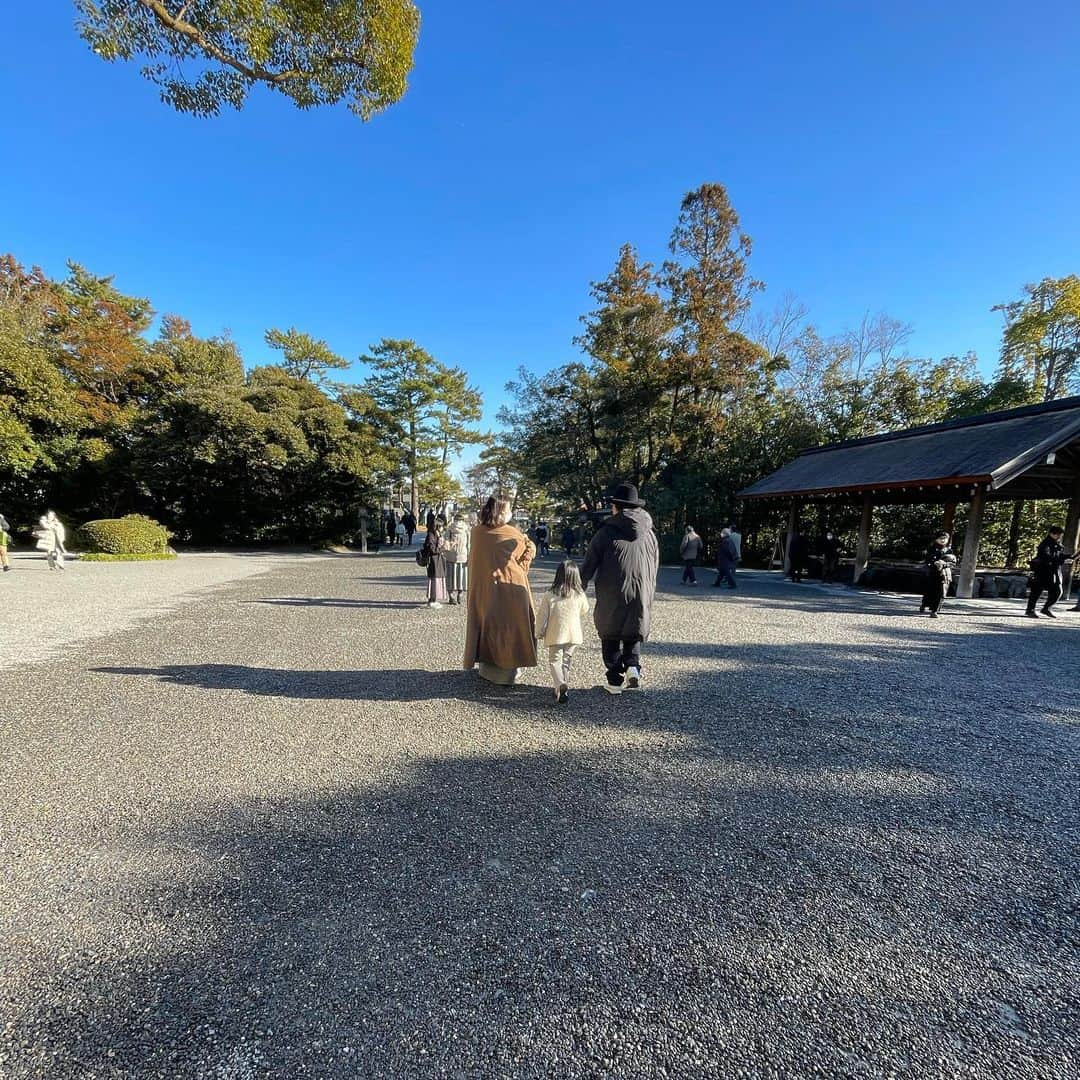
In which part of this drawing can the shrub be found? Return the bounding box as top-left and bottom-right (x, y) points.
(79, 514), (172, 555)
(79, 552), (178, 562)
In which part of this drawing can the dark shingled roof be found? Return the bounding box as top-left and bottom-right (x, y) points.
(740, 396), (1080, 502)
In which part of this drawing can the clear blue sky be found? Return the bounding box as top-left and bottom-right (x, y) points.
(2, 2), (1078, 439)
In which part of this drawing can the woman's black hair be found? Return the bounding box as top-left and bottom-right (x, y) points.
(480, 496), (511, 527)
(551, 559), (584, 598)
(935, 531), (950, 542)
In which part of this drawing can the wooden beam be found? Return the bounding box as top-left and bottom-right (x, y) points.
(1062, 472), (1080, 602)
(956, 486), (986, 599)
(784, 501), (799, 573)
(853, 495), (872, 584)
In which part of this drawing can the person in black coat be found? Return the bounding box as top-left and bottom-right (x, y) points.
(562, 524), (576, 554)
(580, 483), (660, 694)
(920, 532), (957, 617)
(787, 530), (809, 582)
(402, 511), (417, 546)
(1026, 526), (1072, 618)
(713, 528), (738, 589)
(820, 530), (841, 582)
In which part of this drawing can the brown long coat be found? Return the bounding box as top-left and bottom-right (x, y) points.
(463, 524), (537, 671)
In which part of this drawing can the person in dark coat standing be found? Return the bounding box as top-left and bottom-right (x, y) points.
(580, 483), (660, 694)
(562, 524), (576, 554)
(680, 526), (702, 585)
(820, 530), (840, 582)
(920, 531), (956, 618)
(421, 520), (449, 608)
(713, 528), (738, 589)
(1026, 526), (1072, 618)
(402, 510), (417, 546)
(787, 529), (809, 582)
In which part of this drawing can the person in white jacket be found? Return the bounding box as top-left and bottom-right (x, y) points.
(35, 510), (67, 571)
(445, 512), (471, 605)
(535, 560), (590, 704)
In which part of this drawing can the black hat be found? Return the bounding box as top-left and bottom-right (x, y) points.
(608, 482), (645, 507)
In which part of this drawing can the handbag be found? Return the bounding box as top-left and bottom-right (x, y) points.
(416, 548), (429, 568)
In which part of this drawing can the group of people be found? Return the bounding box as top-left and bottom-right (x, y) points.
(679, 524), (741, 588)
(384, 509), (417, 547)
(919, 526), (1075, 619)
(450, 483), (659, 701)
(0, 511), (69, 572)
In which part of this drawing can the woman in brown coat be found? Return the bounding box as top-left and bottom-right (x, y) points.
(463, 497), (537, 685)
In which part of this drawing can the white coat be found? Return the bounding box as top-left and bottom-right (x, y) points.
(535, 591), (589, 648)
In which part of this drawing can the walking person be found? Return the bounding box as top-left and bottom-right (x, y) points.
(402, 510), (417, 546)
(1026, 526), (1072, 619)
(920, 531), (957, 618)
(419, 518), (449, 609)
(562, 523), (576, 555)
(445, 512), (471, 605)
(727, 522), (742, 564)
(463, 497), (538, 685)
(35, 510), (67, 571)
(680, 525), (702, 585)
(0, 512), (11, 573)
(788, 528), (809, 583)
(580, 483), (659, 695)
(821, 530), (840, 583)
(713, 527), (738, 589)
(535, 560), (590, 704)
(384, 511), (397, 546)
(535, 520), (550, 557)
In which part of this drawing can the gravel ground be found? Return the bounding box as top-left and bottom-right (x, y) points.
(0, 551), (336, 670)
(0, 550), (1077, 1079)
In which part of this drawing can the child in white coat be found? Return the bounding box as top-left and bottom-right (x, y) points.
(535, 560), (589, 704)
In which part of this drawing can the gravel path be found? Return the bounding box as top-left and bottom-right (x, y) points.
(1, 551), (1077, 1079)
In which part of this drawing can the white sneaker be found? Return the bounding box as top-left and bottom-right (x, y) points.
(625, 667), (641, 689)
(604, 683), (623, 695)
(429, 601), (443, 609)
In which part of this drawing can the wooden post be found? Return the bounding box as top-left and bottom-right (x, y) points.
(853, 495), (872, 585)
(956, 485), (986, 599)
(942, 502), (956, 541)
(1062, 473), (1080, 602)
(783, 501), (798, 573)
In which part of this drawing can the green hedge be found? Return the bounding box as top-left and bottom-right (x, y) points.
(79, 514), (172, 555)
(80, 552), (178, 562)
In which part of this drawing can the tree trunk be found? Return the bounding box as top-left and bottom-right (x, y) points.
(1005, 501), (1023, 568)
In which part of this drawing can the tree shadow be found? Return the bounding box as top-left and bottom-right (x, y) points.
(244, 597), (424, 610)
(8, 726), (1076, 1077)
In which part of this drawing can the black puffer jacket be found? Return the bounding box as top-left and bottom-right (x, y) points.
(580, 508), (660, 640)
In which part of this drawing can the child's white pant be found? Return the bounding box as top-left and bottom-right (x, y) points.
(547, 644), (577, 689)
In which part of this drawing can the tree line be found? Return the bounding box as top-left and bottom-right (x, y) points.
(0, 255), (483, 544)
(496, 183), (1080, 566)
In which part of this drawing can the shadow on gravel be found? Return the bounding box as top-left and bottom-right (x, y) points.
(245, 597), (424, 610)
(9, 729), (1078, 1078)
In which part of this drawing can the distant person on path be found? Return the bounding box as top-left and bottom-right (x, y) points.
(787, 529), (809, 583)
(680, 525), (702, 585)
(35, 511), (67, 571)
(384, 511), (397, 546)
(713, 527), (738, 589)
(426, 509), (436, 534)
(445, 512), (471, 605)
(402, 511), (417, 546)
(420, 519), (449, 609)
(1026, 526), (1072, 619)
(535, 560), (590, 704)
(920, 531), (957, 618)
(562, 524), (576, 554)
(821, 530), (841, 583)
(395, 519), (407, 546)
(727, 523), (742, 564)
(580, 483), (659, 695)
(463, 497), (537, 685)
(535, 520), (550, 556)
(0, 512), (11, 572)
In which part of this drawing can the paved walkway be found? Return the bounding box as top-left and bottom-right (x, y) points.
(1, 551), (1077, 1078)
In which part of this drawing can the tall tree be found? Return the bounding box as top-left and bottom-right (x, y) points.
(361, 339), (484, 520)
(265, 327), (349, 383)
(995, 276), (1080, 402)
(76, 0), (420, 119)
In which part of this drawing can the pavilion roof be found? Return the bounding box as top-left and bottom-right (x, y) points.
(739, 396), (1080, 503)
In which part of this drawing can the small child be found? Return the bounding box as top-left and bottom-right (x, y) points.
(535, 560), (589, 704)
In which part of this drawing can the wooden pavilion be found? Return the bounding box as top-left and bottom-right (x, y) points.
(738, 396), (1080, 598)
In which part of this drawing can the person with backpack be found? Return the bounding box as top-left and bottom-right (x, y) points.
(35, 510), (67, 571)
(1026, 526), (1072, 619)
(535, 560), (590, 704)
(419, 519), (449, 608)
(920, 531), (956, 618)
(680, 525), (702, 585)
(444, 512), (471, 605)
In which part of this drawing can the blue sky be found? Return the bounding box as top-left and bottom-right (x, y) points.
(2, 2), (1078, 442)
